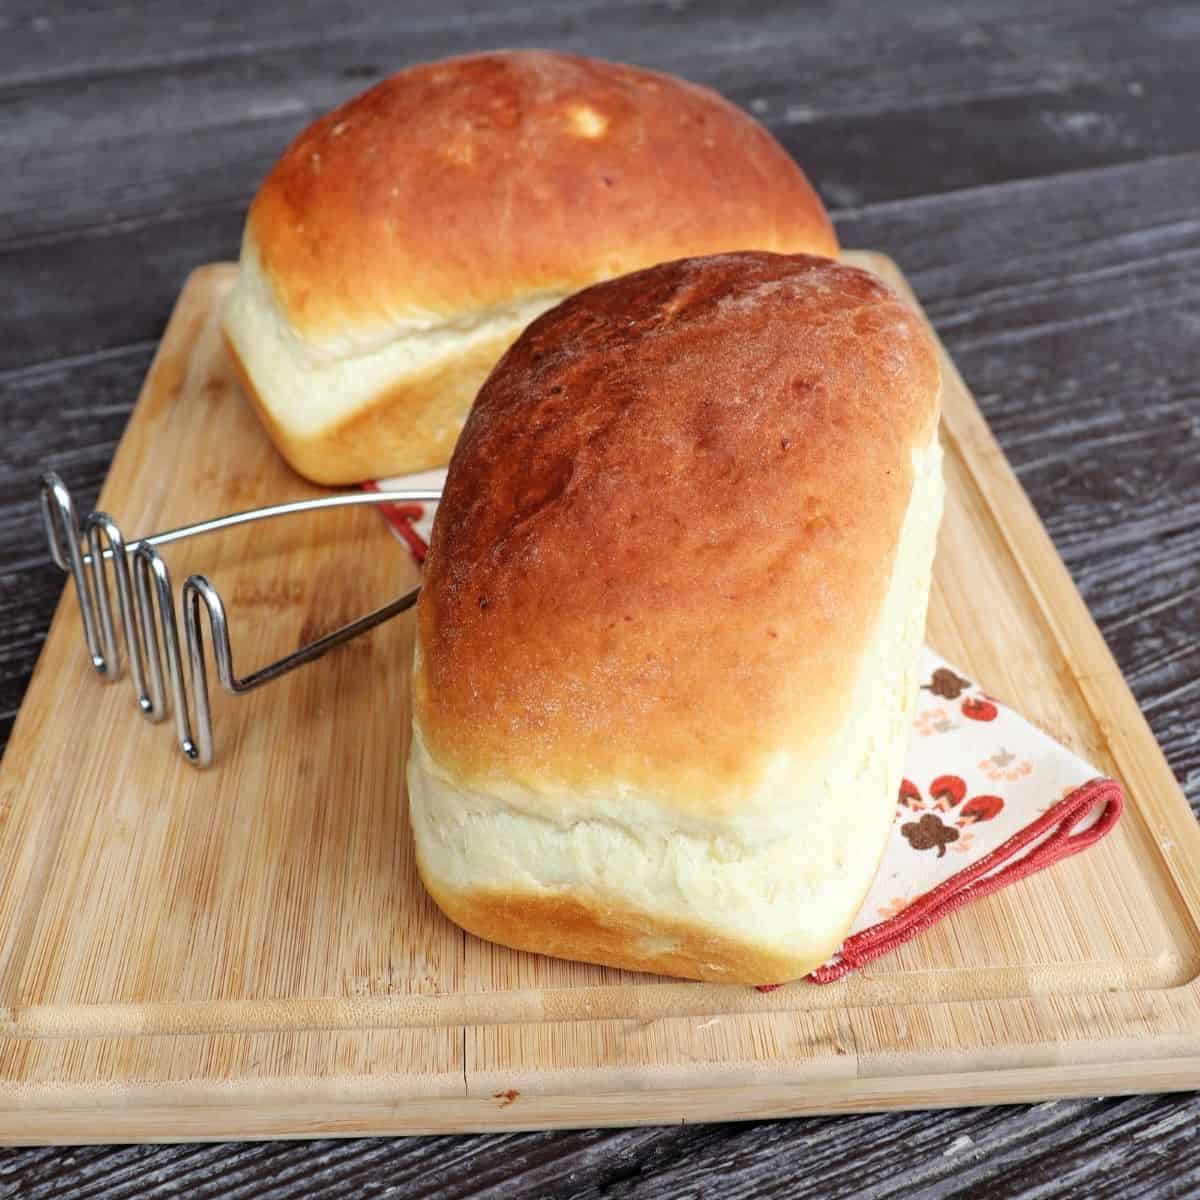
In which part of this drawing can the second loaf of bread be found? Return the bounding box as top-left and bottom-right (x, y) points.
(221, 51), (838, 484)
(409, 251), (944, 985)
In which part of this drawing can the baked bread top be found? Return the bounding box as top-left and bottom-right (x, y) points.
(414, 250), (941, 819)
(244, 50), (838, 344)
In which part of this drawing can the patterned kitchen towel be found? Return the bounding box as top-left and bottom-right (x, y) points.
(802, 664), (1122, 984)
(369, 471), (1125, 984)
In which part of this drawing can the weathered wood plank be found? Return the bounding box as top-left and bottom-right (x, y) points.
(3, 0), (1199, 247)
(6, 65), (1196, 249)
(2, 0), (1192, 103)
(0, 210), (243, 371)
(1, 1092), (1198, 1197)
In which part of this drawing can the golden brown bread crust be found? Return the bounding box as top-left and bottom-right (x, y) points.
(414, 251), (941, 813)
(222, 324), (522, 483)
(419, 868), (830, 985)
(247, 50), (838, 340)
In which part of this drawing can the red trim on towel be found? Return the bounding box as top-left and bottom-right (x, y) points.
(799, 776), (1124, 985)
(363, 481), (430, 562)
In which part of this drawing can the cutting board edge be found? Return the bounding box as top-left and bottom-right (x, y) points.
(2, 944), (1199, 1041)
(3, 253), (1199, 1140)
(3, 1052), (1200, 1145)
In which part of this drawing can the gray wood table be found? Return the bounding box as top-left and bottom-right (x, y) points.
(2, 1), (1198, 1194)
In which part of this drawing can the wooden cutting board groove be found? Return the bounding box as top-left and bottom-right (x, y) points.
(1, 252), (1198, 1143)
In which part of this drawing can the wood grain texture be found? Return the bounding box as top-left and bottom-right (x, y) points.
(0, 254), (1197, 1151)
(1, 0), (1198, 1192)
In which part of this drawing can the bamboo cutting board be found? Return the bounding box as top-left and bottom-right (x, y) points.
(2, 253), (1199, 1145)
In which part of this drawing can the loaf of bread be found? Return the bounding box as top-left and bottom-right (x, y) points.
(221, 51), (838, 484)
(408, 251), (944, 984)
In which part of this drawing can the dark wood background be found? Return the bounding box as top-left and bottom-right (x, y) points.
(2, 1), (1198, 1194)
